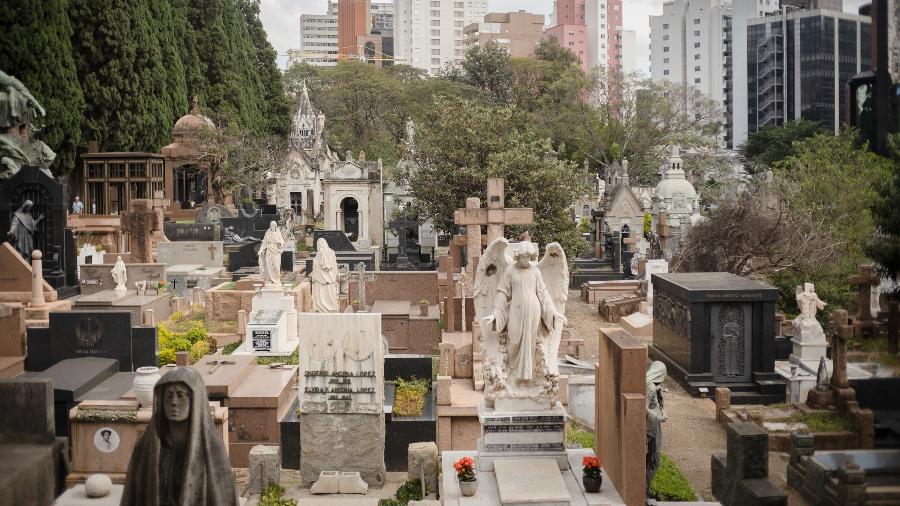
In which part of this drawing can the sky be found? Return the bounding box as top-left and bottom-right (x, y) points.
(260, 0), (870, 73)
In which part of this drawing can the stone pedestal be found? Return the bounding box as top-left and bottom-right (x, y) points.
(233, 286), (298, 356)
(476, 401), (568, 471)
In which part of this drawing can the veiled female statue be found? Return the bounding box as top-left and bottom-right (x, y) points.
(121, 367), (238, 506)
(311, 238), (339, 312)
(6, 200), (43, 261)
(258, 221), (284, 286)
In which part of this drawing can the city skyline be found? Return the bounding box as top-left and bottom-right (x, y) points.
(262, 0), (870, 72)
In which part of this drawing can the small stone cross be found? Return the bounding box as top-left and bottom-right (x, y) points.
(350, 262), (376, 310)
(208, 243), (217, 261)
(850, 265), (879, 321)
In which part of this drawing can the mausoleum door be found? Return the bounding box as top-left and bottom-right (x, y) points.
(174, 165), (208, 208)
(340, 196), (359, 242)
(710, 303), (753, 383)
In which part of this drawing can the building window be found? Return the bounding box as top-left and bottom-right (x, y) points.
(663, 23), (669, 29)
(431, 58), (441, 64)
(694, 54), (700, 60)
(694, 77), (701, 83)
(694, 66), (700, 71)
(663, 34), (669, 41)
(663, 58), (669, 63)
(694, 30), (700, 36)
(663, 46), (669, 52)
(431, 29), (440, 36)
(694, 18), (700, 24)
(431, 48), (440, 55)
(664, 69), (669, 75)
(694, 42), (700, 48)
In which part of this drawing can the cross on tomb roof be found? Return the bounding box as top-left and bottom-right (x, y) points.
(349, 262), (376, 310)
(454, 177), (534, 249)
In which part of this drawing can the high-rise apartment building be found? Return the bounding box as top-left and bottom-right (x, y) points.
(545, 0), (631, 74)
(338, 0), (371, 60)
(746, 5), (871, 134)
(463, 11), (545, 58)
(288, 2), (340, 68)
(650, 0), (733, 146)
(732, 0), (780, 147)
(394, 0), (489, 75)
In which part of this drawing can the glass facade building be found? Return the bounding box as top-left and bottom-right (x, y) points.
(747, 8), (871, 134)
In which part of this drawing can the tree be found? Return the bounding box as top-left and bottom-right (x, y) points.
(739, 120), (823, 174)
(0, 0), (85, 173)
(69, 0), (187, 152)
(461, 40), (511, 103)
(238, 0), (290, 137)
(398, 98), (588, 258)
(864, 133), (900, 282)
(283, 62), (321, 98)
(534, 36), (581, 68)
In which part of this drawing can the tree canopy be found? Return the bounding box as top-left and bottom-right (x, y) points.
(739, 119), (824, 174)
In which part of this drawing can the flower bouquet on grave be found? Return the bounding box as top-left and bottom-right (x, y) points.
(454, 456), (478, 496)
(155, 281), (169, 295)
(582, 455), (603, 493)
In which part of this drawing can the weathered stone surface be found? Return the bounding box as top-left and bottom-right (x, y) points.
(339, 472), (369, 494)
(249, 445), (281, 494)
(311, 471), (340, 494)
(407, 442), (439, 494)
(300, 413), (386, 488)
(84, 473), (113, 497)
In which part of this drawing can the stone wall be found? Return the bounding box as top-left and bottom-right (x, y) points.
(595, 328), (647, 506)
(349, 271), (439, 305)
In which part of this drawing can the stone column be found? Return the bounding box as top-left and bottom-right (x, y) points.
(465, 197), (481, 275)
(30, 250), (45, 308)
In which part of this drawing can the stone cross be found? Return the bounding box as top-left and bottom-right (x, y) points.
(453, 178), (534, 270)
(120, 199), (158, 263)
(830, 309), (853, 389)
(850, 265), (879, 321)
(350, 262), (376, 310)
(208, 243), (217, 260)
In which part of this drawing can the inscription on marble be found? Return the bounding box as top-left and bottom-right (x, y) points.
(484, 424), (564, 433)
(484, 443), (566, 452)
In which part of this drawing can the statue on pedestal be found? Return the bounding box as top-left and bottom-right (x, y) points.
(111, 256), (128, 293)
(0, 71), (55, 178)
(794, 283), (827, 342)
(477, 239), (568, 409)
(258, 221), (284, 286)
(121, 367), (238, 506)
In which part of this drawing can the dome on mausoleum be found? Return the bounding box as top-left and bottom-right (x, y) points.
(172, 97), (215, 137)
(652, 146), (700, 226)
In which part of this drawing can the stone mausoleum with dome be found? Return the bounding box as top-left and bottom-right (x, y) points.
(651, 146), (701, 232)
(161, 98), (217, 209)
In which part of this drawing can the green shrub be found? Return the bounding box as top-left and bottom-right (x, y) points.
(377, 478), (423, 506)
(170, 311), (185, 322)
(190, 340), (210, 363)
(221, 341), (241, 355)
(158, 348), (176, 366)
(786, 411), (857, 432)
(393, 378), (429, 417)
(171, 338), (192, 352)
(649, 454), (697, 501)
(259, 484), (296, 506)
(185, 326), (208, 344)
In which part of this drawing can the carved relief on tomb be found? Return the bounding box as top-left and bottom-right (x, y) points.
(654, 292), (690, 340)
(712, 303), (749, 382)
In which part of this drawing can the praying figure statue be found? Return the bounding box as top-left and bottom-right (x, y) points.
(111, 256), (128, 292)
(258, 221), (284, 286)
(311, 238), (340, 312)
(794, 282), (827, 342)
(121, 367), (238, 506)
(477, 239), (567, 408)
(6, 199), (43, 261)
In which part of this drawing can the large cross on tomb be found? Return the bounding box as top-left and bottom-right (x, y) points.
(453, 178), (534, 273)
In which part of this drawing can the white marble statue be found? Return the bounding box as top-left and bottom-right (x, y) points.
(538, 242), (568, 374)
(111, 256), (127, 292)
(794, 283), (826, 342)
(477, 238), (568, 409)
(258, 221), (285, 286)
(311, 238), (340, 312)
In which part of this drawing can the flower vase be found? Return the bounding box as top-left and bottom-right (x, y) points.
(582, 473), (602, 493)
(133, 366), (161, 408)
(459, 478), (478, 497)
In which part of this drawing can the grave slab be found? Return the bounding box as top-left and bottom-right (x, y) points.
(494, 458), (571, 505)
(156, 240), (224, 268)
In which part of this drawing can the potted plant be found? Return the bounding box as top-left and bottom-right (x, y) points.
(419, 299), (429, 316)
(454, 456), (477, 496)
(582, 455), (602, 493)
(156, 281), (168, 295)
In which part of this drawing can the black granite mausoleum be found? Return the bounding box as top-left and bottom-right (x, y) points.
(651, 272), (785, 404)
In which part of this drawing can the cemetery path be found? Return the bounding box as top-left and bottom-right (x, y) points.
(566, 289), (603, 359)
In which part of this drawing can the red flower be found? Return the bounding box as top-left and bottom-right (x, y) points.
(582, 456), (601, 469)
(454, 456), (477, 481)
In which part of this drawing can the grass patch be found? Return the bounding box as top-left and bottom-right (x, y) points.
(393, 377), (429, 417)
(378, 478), (423, 506)
(649, 454), (697, 501)
(259, 484), (296, 506)
(218, 281), (236, 290)
(566, 425), (596, 449)
(221, 341), (240, 355)
(206, 319), (237, 333)
(785, 411), (857, 432)
(257, 349), (299, 365)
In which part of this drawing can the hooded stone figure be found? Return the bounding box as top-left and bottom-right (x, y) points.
(121, 367), (238, 506)
(7, 199), (43, 261)
(646, 360), (668, 496)
(311, 237), (339, 312)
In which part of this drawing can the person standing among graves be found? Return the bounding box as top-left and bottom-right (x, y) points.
(6, 199), (42, 261)
(71, 195), (83, 215)
(121, 367), (238, 506)
(311, 238), (340, 312)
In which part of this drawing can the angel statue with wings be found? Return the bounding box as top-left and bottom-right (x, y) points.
(477, 238), (568, 410)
